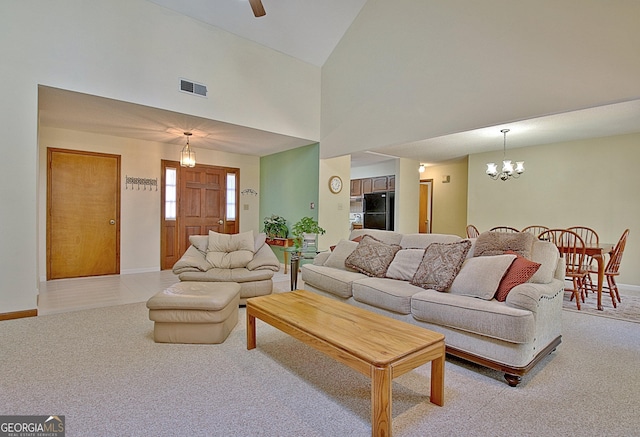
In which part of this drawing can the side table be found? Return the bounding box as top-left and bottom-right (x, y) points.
(284, 247), (319, 290)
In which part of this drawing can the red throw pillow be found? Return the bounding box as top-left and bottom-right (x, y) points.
(495, 251), (541, 302)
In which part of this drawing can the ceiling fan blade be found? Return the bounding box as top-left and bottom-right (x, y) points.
(249, 0), (266, 17)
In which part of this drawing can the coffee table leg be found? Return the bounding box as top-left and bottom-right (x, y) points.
(430, 349), (445, 406)
(247, 309), (256, 350)
(371, 365), (392, 437)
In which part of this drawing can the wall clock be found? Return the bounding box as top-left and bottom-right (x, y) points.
(329, 175), (343, 194)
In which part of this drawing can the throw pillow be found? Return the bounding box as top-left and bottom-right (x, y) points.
(495, 251), (541, 301)
(206, 230), (255, 269)
(473, 231), (535, 259)
(324, 239), (359, 271)
(345, 235), (401, 277)
(411, 240), (472, 292)
(448, 254), (516, 299)
(385, 249), (425, 281)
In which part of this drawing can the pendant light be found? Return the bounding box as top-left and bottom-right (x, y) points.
(180, 132), (196, 168)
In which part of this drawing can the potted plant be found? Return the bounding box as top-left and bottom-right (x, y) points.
(291, 217), (326, 250)
(263, 214), (289, 239)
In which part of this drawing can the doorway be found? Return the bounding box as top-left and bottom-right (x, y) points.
(47, 148), (121, 279)
(160, 162), (240, 270)
(419, 179), (433, 233)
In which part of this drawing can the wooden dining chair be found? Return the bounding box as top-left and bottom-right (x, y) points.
(539, 229), (588, 310)
(567, 226), (599, 294)
(602, 229), (630, 308)
(489, 226), (520, 233)
(466, 224), (480, 238)
(521, 225), (549, 238)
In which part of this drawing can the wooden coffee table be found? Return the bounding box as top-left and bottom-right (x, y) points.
(246, 290), (445, 437)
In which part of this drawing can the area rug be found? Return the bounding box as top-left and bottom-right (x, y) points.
(562, 291), (640, 323)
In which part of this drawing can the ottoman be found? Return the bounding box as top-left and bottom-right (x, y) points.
(146, 281), (240, 344)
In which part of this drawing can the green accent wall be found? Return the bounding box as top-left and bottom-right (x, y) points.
(260, 143), (320, 262)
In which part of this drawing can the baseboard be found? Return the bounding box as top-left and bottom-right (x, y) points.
(0, 309), (38, 321)
(120, 267), (161, 275)
(41, 267), (162, 281)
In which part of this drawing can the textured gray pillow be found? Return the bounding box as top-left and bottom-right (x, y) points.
(448, 254), (516, 299)
(473, 231), (534, 259)
(324, 239), (359, 271)
(345, 235), (401, 277)
(385, 249), (425, 281)
(411, 240), (472, 292)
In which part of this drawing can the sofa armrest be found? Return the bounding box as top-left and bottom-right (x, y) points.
(313, 251), (331, 266)
(505, 279), (564, 313)
(172, 245), (212, 274)
(246, 244), (280, 271)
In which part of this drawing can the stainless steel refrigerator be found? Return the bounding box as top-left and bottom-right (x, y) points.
(363, 192), (394, 230)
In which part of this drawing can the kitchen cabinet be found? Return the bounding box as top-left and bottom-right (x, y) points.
(372, 177), (388, 192)
(350, 179), (362, 196)
(361, 178), (373, 194)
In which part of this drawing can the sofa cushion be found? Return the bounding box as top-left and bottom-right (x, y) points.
(254, 232), (267, 252)
(529, 240), (559, 284)
(324, 239), (358, 271)
(352, 278), (424, 315)
(345, 235), (401, 278)
(189, 235), (209, 254)
(206, 231), (255, 269)
(448, 254), (516, 300)
(411, 240), (472, 292)
(411, 289), (535, 344)
(399, 233), (461, 249)
(300, 264), (366, 298)
(385, 249), (425, 281)
(178, 267), (274, 283)
(474, 231), (535, 259)
(495, 252), (541, 301)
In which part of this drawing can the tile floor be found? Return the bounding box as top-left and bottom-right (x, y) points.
(38, 268), (293, 315)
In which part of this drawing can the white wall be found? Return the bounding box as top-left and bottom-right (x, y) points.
(394, 158), (420, 234)
(320, 0), (640, 158)
(421, 158), (469, 237)
(350, 160), (397, 179)
(1, 0), (320, 313)
(319, 156), (352, 248)
(468, 133), (640, 287)
(38, 127), (261, 280)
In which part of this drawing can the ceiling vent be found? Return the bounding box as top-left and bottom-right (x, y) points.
(179, 78), (207, 97)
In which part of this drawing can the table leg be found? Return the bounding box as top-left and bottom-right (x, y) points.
(430, 349), (445, 406)
(371, 365), (392, 437)
(594, 252), (605, 311)
(290, 257), (300, 291)
(247, 310), (256, 350)
(284, 250), (289, 274)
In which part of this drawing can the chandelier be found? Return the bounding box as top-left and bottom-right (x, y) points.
(180, 132), (196, 168)
(486, 129), (524, 181)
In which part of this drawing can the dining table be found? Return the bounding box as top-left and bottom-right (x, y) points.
(559, 242), (614, 311)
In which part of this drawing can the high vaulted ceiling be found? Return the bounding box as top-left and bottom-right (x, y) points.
(38, 1), (640, 167)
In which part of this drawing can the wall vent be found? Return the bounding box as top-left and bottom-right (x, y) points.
(179, 78), (207, 97)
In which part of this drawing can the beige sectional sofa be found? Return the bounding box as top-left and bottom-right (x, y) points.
(300, 229), (565, 386)
(172, 231), (280, 304)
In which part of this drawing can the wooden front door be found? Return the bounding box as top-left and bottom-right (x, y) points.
(179, 165), (237, 258)
(47, 148), (120, 280)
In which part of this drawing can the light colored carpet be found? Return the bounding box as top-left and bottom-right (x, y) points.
(1, 296), (638, 436)
(562, 289), (640, 323)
